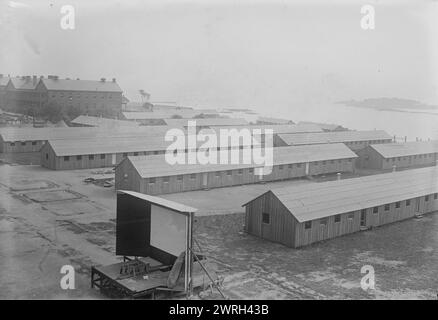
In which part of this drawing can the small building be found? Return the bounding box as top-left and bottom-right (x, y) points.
(243, 166), (438, 248)
(164, 118), (249, 130)
(275, 130), (393, 151)
(356, 140), (438, 170)
(298, 121), (348, 132)
(256, 116), (295, 125)
(115, 143), (357, 195)
(70, 115), (139, 128)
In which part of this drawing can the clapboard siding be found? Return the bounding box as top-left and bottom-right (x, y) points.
(117, 158), (354, 196)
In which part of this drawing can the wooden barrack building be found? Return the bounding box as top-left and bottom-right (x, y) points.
(243, 166), (438, 248)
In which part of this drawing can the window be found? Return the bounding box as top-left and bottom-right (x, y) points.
(100, 154), (105, 159)
(288, 164), (293, 169)
(262, 213), (270, 224)
(330, 160), (334, 164)
(304, 221), (312, 229)
(347, 212), (354, 220)
(406, 199), (411, 206)
(322, 161), (326, 165)
(384, 204), (390, 211)
(32, 141), (37, 146)
(45, 153), (48, 160)
(249, 168), (254, 174)
(163, 177), (169, 183)
(334, 214), (341, 223)
(395, 202), (400, 209)
(238, 169), (243, 175)
(425, 195), (429, 202)
(190, 174), (196, 180)
(227, 170), (232, 176)
(297, 163), (301, 168)
(434, 193), (438, 200)
(123, 153), (128, 158)
(133, 152), (138, 156)
(373, 206), (378, 214)
(76, 155), (82, 160)
(89, 155), (94, 160)
(314, 161), (319, 165)
(279, 165), (284, 170)
(215, 172), (221, 177)
(10, 142), (15, 146)
(177, 175), (183, 181)
(149, 178), (155, 184)
(21, 142), (26, 146)
(320, 218), (328, 226)
(154, 151), (159, 155)
(64, 156), (70, 161)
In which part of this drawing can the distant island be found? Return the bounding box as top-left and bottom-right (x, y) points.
(337, 98), (438, 115)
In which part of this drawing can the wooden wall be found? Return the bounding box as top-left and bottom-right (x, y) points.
(293, 194), (438, 248)
(245, 192), (438, 248)
(244, 192), (297, 247)
(118, 157), (355, 195)
(1, 139), (45, 153)
(357, 146), (438, 170)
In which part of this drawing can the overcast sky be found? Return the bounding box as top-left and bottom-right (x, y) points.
(1, 0), (437, 111)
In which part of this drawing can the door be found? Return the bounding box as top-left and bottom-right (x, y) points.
(360, 209), (367, 227)
(111, 153), (116, 165)
(202, 173), (208, 188)
(305, 162), (310, 175)
(415, 197), (421, 213)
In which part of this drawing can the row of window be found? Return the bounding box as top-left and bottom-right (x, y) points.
(61, 151), (163, 161)
(385, 153), (436, 162)
(64, 154), (106, 161)
(9, 141), (38, 146)
(50, 92), (116, 99)
(300, 194), (438, 230)
(345, 139), (388, 145)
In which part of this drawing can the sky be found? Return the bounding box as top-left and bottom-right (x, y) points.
(1, 0), (437, 113)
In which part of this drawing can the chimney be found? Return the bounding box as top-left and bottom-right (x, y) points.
(100, 78), (106, 82)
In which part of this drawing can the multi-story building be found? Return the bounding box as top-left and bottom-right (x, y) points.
(35, 76), (123, 116)
(4, 75), (123, 117)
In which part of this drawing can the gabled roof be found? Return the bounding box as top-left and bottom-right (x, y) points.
(0, 125), (185, 142)
(369, 140), (438, 158)
(244, 166), (438, 223)
(8, 77), (39, 90)
(164, 118), (248, 127)
(125, 143), (357, 179)
(257, 116), (294, 124)
(277, 130), (392, 146)
(117, 190), (197, 214)
(0, 76), (10, 87)
(212, 123), (323, 135)
(71, 115), (139, 127)
(40, 78), (122, 93)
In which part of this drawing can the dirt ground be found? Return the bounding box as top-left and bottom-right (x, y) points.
(0, 163), (437, 300)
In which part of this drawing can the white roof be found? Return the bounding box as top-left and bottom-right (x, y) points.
(211, 123), (323, 135)
(0, 125), (186, 142)
(71, 115), (139, 127)
(164, 118), (248, 127)
(277, 130), (392, 145)
(248, 166), (438, 223)
(118, 190), (197, 213)
(370, 140), (438, 158)
(126, 143), (357, 179)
